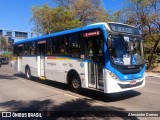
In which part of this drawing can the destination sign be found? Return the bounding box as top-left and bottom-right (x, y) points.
(108, 23), (140, 35)
(83, 31), (100, 37)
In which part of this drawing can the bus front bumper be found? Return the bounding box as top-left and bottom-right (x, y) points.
(104, 72), (145, 93)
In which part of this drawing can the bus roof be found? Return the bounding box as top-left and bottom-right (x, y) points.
(14, 23), (107, 45)
(14, 22), (139, 45)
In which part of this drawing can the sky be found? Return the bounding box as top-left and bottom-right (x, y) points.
(0, 0), (124, 33)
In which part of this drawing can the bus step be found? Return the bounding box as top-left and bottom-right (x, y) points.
(39, 76), (46, 80)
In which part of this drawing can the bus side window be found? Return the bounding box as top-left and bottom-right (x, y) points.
(30, 42), (36, 55)
(52, 37), (65, 55)
(52, 38), (60, 55)
(47, 39), (52, 56)
(66, 34), (79, 57)
(24, 43), (30, 55)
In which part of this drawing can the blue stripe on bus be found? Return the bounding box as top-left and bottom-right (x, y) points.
(14, 24), (107, 45)
(104, 61), (146, 80)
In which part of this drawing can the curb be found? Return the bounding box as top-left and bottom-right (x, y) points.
(145, 72), (160, 78)
(146, 74), (160, 78)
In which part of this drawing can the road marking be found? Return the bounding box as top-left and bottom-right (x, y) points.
(146, 76), (160, 78)
(63, 93), (80, 98)
(140, 89), (159, 94)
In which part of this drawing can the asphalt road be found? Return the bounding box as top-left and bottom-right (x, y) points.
(0, 64), (160, 119)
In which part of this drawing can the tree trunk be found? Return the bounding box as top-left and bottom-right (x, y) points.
(147, 38), (160, 70)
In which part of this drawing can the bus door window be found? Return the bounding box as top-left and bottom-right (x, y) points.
(97, 39), (104, 85)
(30, 42), (36, 55)
(39, 45), (46, 56)
(19, 47), (23, 56)
(24, 43), (30, 55)
(17, 44), (23, 56)
(85, 38), (98, 62)
(38, 40), (46, 56)
(85, 38), (103, 63)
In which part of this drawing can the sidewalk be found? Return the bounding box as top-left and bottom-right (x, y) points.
(145, 72), (160, 78)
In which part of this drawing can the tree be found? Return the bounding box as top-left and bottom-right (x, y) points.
(106, 10), (125, 23)
(53, 0), (107, 25)
(1, 36), (9, 51)
(124, 0), (160, 70)
(31, 4), (82, 34)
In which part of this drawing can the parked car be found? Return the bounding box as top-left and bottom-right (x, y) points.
(1, 57), (9, 64)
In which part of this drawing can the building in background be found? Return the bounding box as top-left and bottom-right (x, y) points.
(0, 29), (36, 54)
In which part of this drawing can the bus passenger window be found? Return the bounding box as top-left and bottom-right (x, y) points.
(30, 42), (36, 55)
(47, 39), (52, 56)
(66, 34), (79, 57)
(24, 43), (30, 55)
(52, 37), (65, 55)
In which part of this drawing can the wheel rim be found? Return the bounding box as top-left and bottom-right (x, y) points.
(72, 78), (80, 89)
(26, 70), (30, 78)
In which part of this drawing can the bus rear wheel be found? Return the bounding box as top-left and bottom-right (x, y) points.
(25, 67), (31, 80)
(69, 73), (81, 93)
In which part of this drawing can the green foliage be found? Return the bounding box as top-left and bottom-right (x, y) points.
(123, 0), (160, 69)
(31, 4), (82, 34)
(1, 36), (9, 51)
(0, 53), (13, 60)
(145, 53), (159, 69)
(53, 0), (107, 25)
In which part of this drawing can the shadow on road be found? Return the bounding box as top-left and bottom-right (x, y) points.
(14, 73), (141, 103)
(0, 75), (17, 80)
(79, 89), (141, 102)
(0, 99), (138, 119)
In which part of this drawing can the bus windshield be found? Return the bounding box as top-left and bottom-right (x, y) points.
(109, 34), (144, 66)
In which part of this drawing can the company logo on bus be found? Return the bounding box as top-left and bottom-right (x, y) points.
(83, 31), (100, 37)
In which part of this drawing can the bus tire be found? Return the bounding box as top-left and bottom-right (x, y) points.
(69, 73), (81, 93)
(25, 67), (31, 80)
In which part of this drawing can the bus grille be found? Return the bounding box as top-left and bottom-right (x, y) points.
(118, 80), (143, 89)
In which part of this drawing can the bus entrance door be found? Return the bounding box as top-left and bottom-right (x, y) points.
(18, 56), (22, 72)
(38, 41), (46, 78)
(87, 39), (104, 90)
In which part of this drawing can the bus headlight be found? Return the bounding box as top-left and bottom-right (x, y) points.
(107, 70), (119, 80)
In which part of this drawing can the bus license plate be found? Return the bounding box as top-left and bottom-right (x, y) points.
(130, 81), (136, 85)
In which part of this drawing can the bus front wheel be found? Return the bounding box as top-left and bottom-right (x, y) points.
(25, 67), (31, 80)
(69, 73), (81, 93)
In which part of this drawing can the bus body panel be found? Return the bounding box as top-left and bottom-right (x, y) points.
(21, 56), (38, 77)
(104, 69), (145, 93)
(45, 56), (86, 85)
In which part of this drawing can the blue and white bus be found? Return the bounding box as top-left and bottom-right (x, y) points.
(12, 22), (145, 93)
